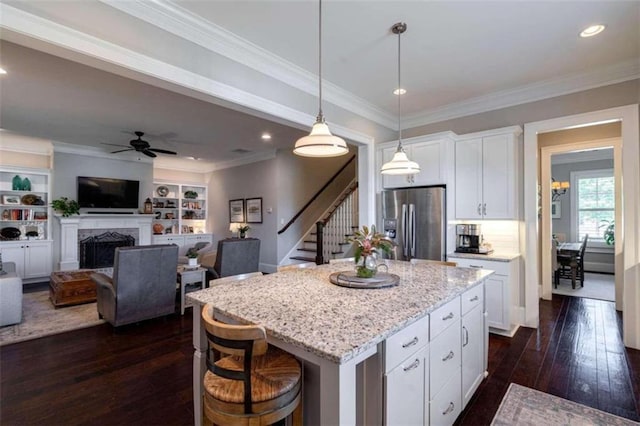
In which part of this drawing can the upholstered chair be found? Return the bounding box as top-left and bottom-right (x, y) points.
(0, 262), (22, 326)
(211, 238), (260, 279)
(91, 244), (178, 327)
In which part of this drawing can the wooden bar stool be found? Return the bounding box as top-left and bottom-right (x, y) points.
(201, 303), (302, 426)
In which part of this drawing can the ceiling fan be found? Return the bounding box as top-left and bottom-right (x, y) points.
(105, 131), (177, 158)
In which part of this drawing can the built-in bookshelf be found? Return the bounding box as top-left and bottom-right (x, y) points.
(152, 182), (207, 236)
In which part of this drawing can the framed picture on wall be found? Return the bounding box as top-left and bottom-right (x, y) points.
(245, 197), (263, 223)
(551, 201), (561, 219)
(229, 199), (245, 223)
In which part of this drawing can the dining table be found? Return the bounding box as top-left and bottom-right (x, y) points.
(557, 242), (582, 288)
(186, 260), (492, 425)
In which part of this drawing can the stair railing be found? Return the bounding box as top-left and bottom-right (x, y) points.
(315, 183), (358, 264)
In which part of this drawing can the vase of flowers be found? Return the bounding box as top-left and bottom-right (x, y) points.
(349, 225), (393, 278)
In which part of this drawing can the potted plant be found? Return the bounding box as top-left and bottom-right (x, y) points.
(51, 197), (80, 217)
(238, 224), (250, 239)
(348, 225), (393, 278)
(186, 251), (199, 267)
(600, 220), (615, 245)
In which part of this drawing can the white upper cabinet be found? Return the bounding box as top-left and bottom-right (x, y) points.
(379, 133), (455, 189)
(454, 127), (522, 219)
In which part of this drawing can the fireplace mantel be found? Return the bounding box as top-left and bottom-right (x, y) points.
(55, 214), (153, 271)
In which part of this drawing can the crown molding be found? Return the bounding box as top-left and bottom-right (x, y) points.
(99, 0), (397, 130)
(154, 149), (277, 173)
(403, 59), (640, 129)
(0, 131), (54, 155)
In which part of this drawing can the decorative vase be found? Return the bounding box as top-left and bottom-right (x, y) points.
(239, 231), (246, 239)
(356, 255), (378, 278)
(21, 177), (31, 191)
(12, 175), (22, 191)
(188, 257), (198, 267)
(152, 223), (164, 234)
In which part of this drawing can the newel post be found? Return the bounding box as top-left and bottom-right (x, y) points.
(315, 221), (324, 265)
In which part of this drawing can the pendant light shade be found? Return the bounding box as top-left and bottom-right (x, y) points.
(294, 0), (348, 158)
(381, 22), (420, 176)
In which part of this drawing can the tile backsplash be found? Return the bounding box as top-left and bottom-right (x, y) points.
(457, 220), (520, 253)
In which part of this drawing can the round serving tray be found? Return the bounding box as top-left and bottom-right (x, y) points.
(329, 271), (399, 289)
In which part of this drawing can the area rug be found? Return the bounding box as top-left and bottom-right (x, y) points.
(553, 272), (615, 302)
(0, 291), (105, 346)
(491, 383), (638, 425)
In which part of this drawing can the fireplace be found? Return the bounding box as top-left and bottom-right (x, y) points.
(79, 231), (136, 269)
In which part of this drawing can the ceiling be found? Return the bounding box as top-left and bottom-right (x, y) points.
(0, 1), (638, 170)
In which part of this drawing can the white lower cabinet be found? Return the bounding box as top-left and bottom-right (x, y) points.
(0, 240), (52, 281)
(384, 345), (429, 425)
(151, 234), (213, 256)
(383, 284), (487, 425)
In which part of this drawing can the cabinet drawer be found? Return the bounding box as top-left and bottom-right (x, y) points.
(429, 318), (461, 396)
(384, 345), (428, 425)
(385, 315), (429, 373)
(429, 368), (462, 426)
(453, 257), (510, 276)
(461, 284), (484, 316)
(430, 296), (460, 340)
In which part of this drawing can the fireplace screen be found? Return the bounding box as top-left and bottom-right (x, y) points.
(79, 232), (135, 269)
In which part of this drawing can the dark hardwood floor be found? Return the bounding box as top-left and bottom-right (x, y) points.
(1, 295), (639, 425)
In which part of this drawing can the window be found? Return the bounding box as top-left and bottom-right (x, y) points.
(571, 169), (614, 244)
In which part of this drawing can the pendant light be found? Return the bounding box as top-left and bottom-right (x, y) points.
(293, 0), (349, 158)
(381, 22), (420, 175)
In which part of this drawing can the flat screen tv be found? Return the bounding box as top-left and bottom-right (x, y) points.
(77, 176), (140, 209)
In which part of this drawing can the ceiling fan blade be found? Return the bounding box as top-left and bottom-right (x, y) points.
(142, 149), (157, 158)
(148, 148), (177, 155)
(101, 142), (131, 148)
(111, 148), (135, 154)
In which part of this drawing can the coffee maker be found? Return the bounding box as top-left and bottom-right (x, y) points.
(455, 224), (491, 254)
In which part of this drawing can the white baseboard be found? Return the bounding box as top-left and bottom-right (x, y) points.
(584, 261), (614, 274)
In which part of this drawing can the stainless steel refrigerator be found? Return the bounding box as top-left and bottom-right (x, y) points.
(381, 186), (446, 261)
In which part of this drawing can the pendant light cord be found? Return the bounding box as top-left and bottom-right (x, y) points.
(397, 26), (402, 150)
(317, 0), (324, 122)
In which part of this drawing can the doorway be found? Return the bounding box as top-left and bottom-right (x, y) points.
(544, 143), (618, 303)
(522, 104), (640, 349)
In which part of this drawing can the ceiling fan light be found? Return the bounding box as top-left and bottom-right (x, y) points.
(293, 121), (349, 157)
(381, 148), (421, 175)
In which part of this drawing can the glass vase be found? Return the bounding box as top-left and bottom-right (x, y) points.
(356, 255), (378, 278)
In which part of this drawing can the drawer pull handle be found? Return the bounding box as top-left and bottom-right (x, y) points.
(442, 312), (454, 321)
(442, 351), (455, 362)
(470, 295), (479, 302)
(442, 402), (455, 415)
(470, 265), (482, 269)
(403, 359), (420, 372)
(402, 337), (419, 348)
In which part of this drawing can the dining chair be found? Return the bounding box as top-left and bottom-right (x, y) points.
(410, 258), (458, 267)
(576, 234), (588, 287)
(277, 262), (317, 271)
(551, 243), (560, 288)
(201, 303), (302, 426)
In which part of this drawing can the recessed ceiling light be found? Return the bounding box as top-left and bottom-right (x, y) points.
(580, 24), (605, 38)
(261, 133), (272, 141)
(393, 88), (406, 95)
(0, 68), (7, 75)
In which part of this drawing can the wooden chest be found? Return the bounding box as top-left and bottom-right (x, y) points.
(49, 270), (97, 308)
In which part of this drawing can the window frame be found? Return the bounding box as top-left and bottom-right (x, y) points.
(570, 168), (614, 248)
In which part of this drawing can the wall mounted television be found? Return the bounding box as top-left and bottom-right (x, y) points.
(77, 176), (140, 209)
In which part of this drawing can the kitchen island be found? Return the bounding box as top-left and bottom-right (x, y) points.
(187, 260), (493, 425)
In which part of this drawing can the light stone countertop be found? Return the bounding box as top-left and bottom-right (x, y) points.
(447, 252), (521, 262)
(187, 260), (493, 364)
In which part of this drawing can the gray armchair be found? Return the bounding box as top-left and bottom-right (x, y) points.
(91, 244), (178, 327)
(212, 238), (260, 279)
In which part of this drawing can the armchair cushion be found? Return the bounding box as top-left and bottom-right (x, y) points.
(212, 238), (260, 279)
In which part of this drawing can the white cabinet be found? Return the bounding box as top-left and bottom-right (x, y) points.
(151, 233), (213, 256)
(380, 134), (454, 189)
(384, 345), (428, 425)
(453, 257), (519, 335)
(461, 284), (485, 407)
(454, 127), (521, 219)
(0, 240), (52, 281)
(384, 314), (429, 425)
(152, 182), (207, 236)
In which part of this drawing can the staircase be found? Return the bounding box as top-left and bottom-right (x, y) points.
(289, 181), (358, 264)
